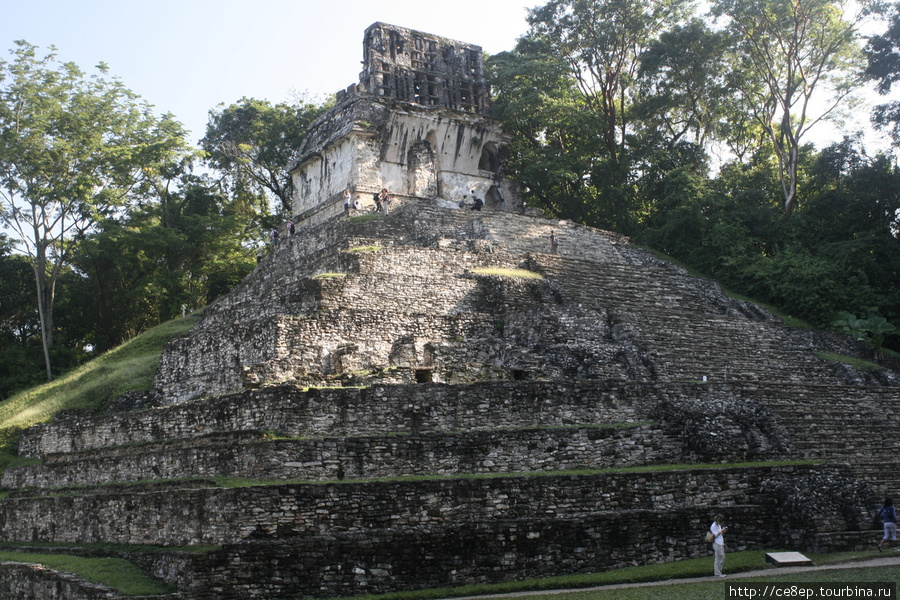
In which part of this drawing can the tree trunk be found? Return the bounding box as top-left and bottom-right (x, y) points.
(32, 255), (54, 381)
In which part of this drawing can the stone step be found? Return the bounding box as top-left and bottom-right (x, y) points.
(16, 380), (899, 459)
(14, 381), (660, 457)
(153, 203), (888, 405)
(2, 424), (686, 490)
(0, 464), (819, 548)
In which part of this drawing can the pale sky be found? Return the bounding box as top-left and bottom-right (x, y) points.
(1, 0), (536, 145)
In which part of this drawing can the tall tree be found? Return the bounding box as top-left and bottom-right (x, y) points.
(201, 97), (329, 214)
(527, 0), (691, 167)
(71, 176), (256, 351)
(865, 2), (900, 145)
(711, 0), (867, 217)
(0, 41), (192, 379)
(635, 20), (730, 151)
(487, 38), (602, 224)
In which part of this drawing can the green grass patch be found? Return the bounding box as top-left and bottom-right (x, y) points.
(339, 550), (895, 600)
(260, 428), (289, 440)
(336, 551), (754, 600)
(0, 315), (198, 481)
(816, 351), (884, 371)
(345, 245), (382, 253)
(0, 551), (175, 596)
(471, 268), (544, 279)
(0, 315), (197, 431)
(518, 565), (900, 600)
(312, 272), (348, 279)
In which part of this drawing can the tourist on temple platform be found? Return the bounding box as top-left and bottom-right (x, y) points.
(343, 188), (352, 215)
(270, 227), (279, 246)
(470, 190), (483, 211)
(379, 188), (392, 214)
(287, 219), (295, 236)
(549, 230), (559, 254)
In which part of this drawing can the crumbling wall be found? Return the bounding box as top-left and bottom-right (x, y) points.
(184, 507), (777, 599)
(290, 99), (513, 215)
(0, 466), (877, 599)
(360, 22), (490, 115)
(0, 465), (842, 547)
(5, 425), (685, 489)
(287, 22), (517, 219)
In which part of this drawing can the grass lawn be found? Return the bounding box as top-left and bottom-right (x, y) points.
(0, 551), (175, 596)
(516, 565), (900, 600)
(343, 551), (899, 600)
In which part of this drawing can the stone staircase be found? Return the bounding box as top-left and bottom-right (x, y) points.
(0, 201), (895, 599)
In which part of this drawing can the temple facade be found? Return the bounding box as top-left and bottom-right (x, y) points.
(288, 23), (520, 223)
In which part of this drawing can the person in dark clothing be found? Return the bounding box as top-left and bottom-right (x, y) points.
(878, 497), (897, 551)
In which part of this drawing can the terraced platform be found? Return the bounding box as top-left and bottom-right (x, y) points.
(0, 201), (896, 599)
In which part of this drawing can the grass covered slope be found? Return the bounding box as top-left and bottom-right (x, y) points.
(0, 314), (198, 470)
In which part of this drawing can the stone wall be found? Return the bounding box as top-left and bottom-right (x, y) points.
(14, 381), (649, 457)
(289, 94), (514, 218)
(287, 21), (510, 220)
(182, 508), (775, 599)
(16, 380), (898, 463)
(150, 201), (892, 406)
(2, 21), (896, 599)
(4, 424), (684, 489)
(2, 189), (896, 599)
(359, 23), (489, 115)
(0, 465), (856, 548)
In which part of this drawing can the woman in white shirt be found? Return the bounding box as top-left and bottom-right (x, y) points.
(710, 514), (728, 577)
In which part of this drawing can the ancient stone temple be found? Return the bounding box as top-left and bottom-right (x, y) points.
(0, 23), (898, 600)
(288, 22), (518, 226)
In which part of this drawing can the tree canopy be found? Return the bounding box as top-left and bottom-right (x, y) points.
(527, 0), (692, 167)
(866, 2), (900, 145)
(201, 97), (330, 214)
(711, 0), (867, 217)
(0, 41), (194, 379)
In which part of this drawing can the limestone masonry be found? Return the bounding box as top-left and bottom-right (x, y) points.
(0, 23), (898, 600)
(288, 23), (519, 227)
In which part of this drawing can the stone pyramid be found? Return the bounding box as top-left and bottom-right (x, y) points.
(0, 22), (897, 600)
